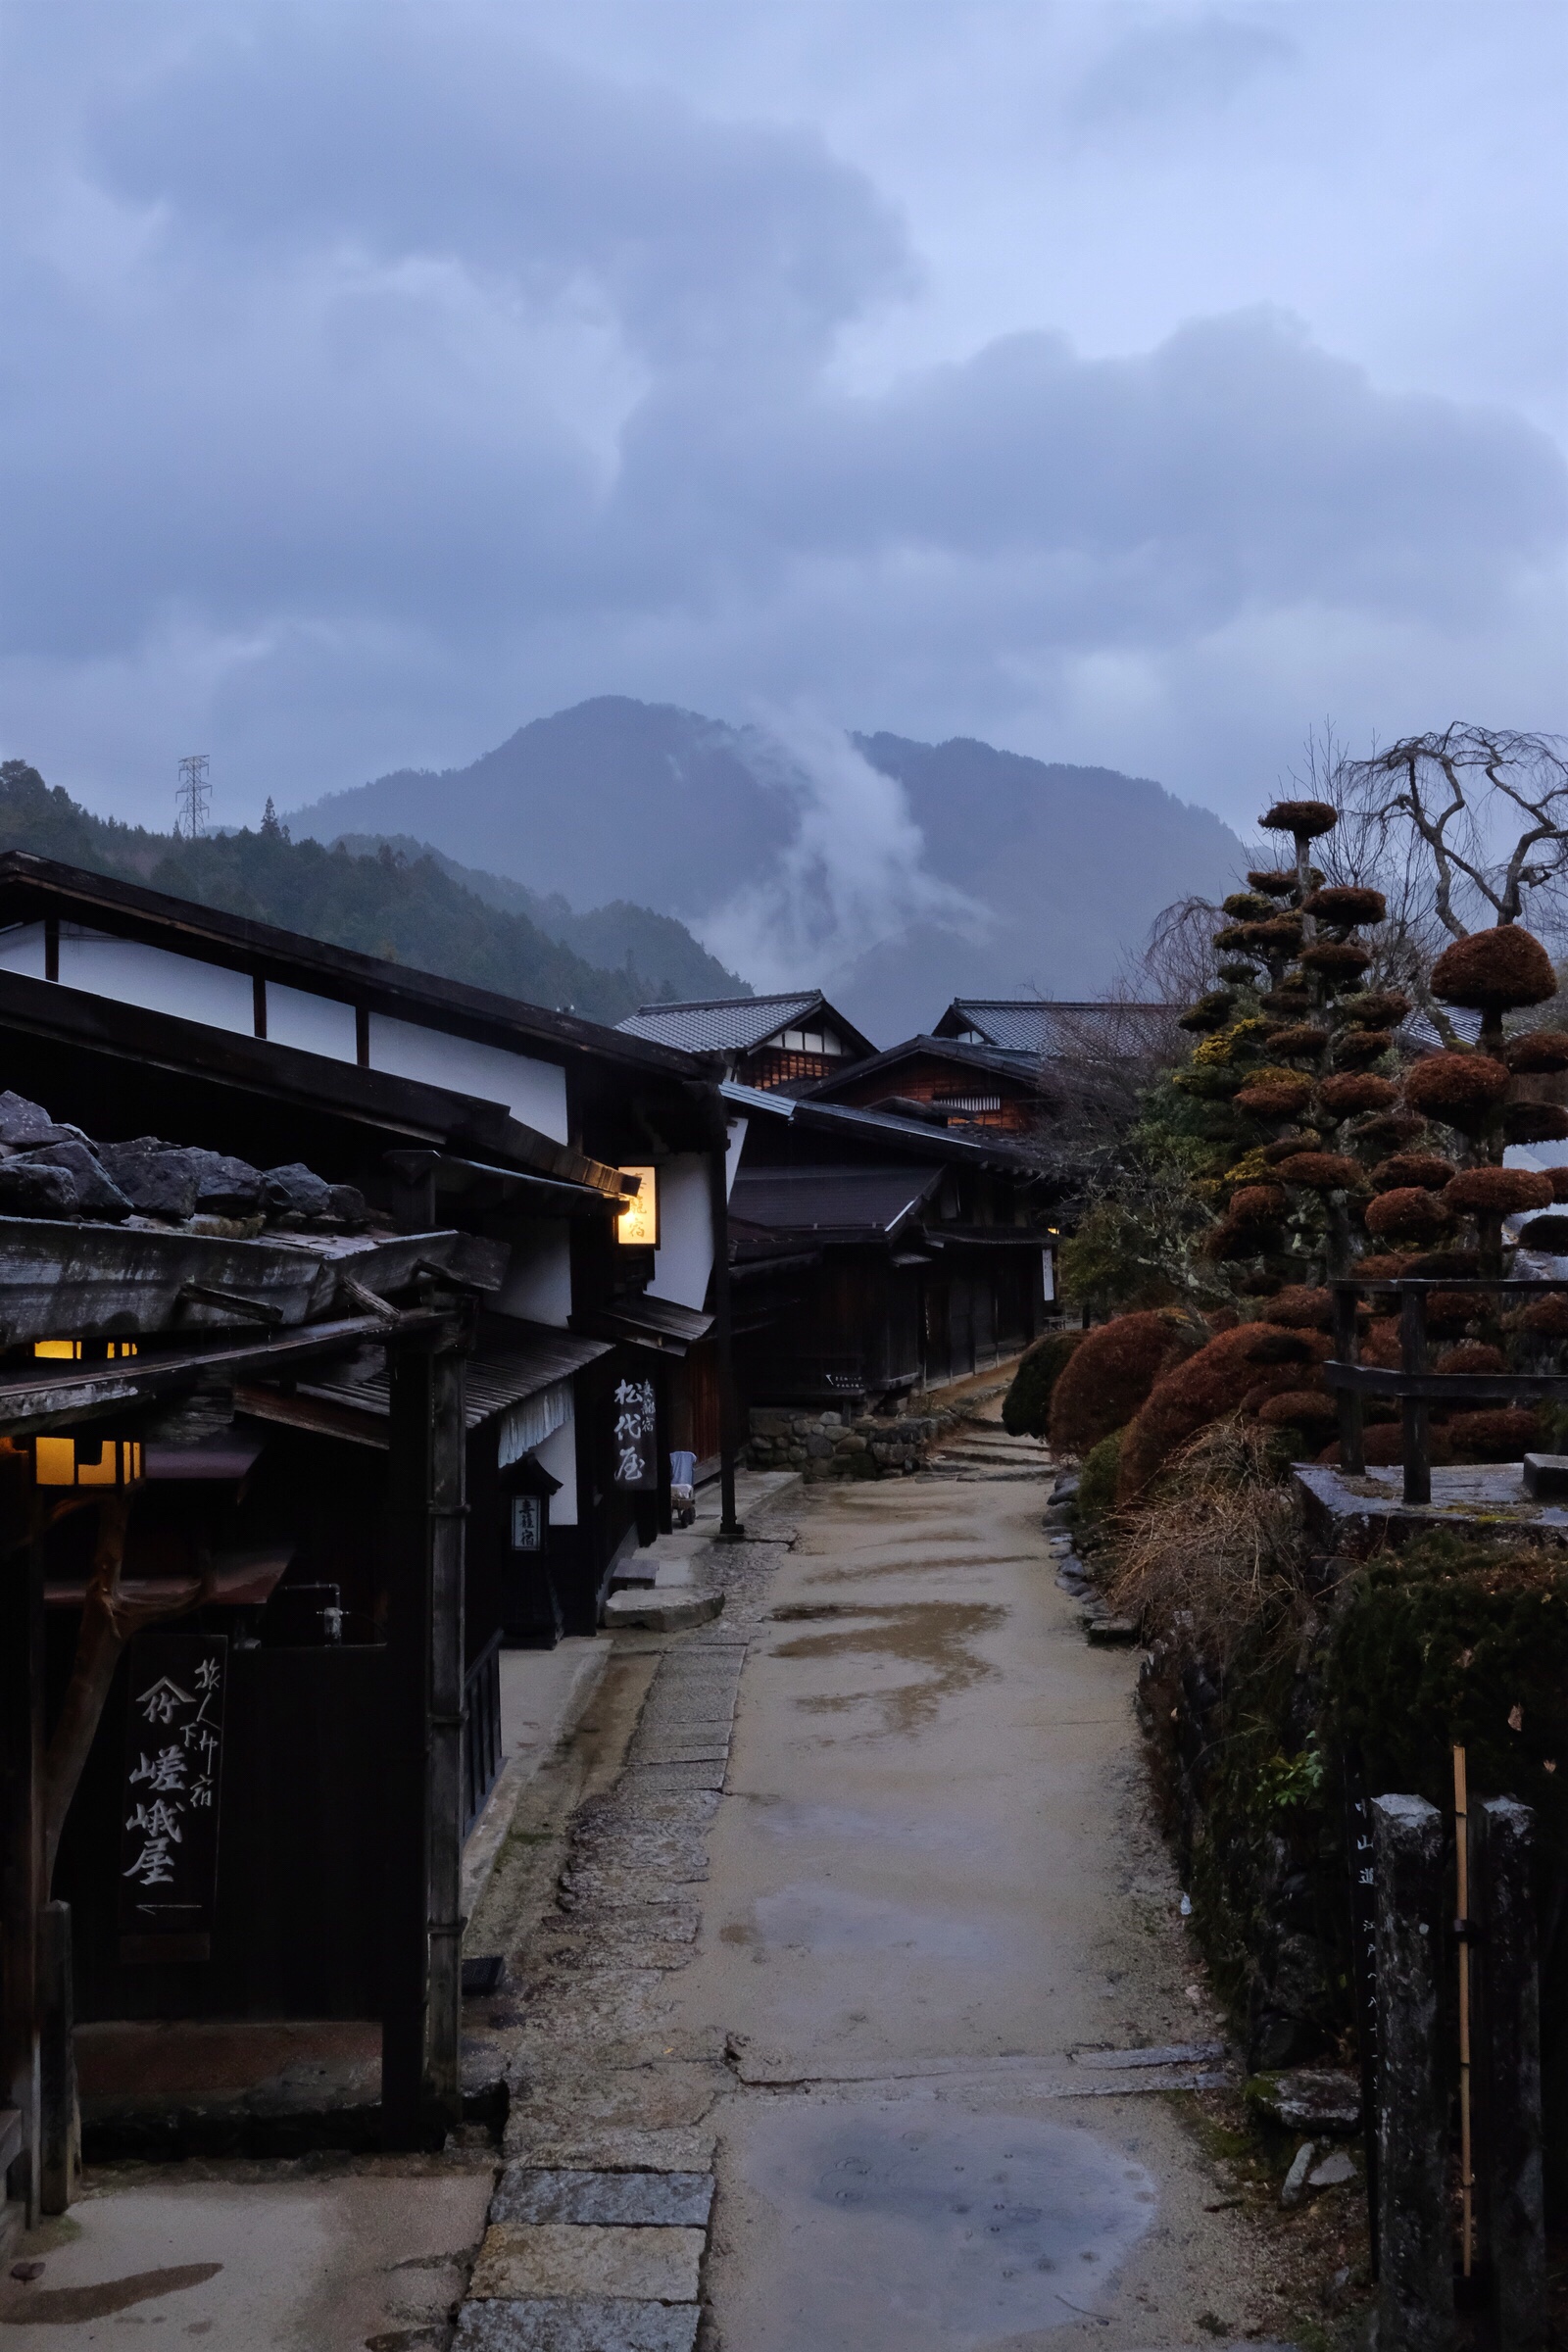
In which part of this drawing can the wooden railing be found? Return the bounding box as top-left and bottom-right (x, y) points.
(462, 1632), (504, 1839)
(1326, 1277), (1568, 1506)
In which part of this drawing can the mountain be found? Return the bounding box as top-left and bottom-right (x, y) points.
(287, 697), (1249, 1038)
(0, 760), (736, 1024)
(331, 834), (744, 1004)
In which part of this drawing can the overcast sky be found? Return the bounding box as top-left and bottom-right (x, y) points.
(1, 0), (1563, 834)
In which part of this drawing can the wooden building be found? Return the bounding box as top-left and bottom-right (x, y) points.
(931, 996), (1178, 1062)
(0, 851), (735, 1642)
(618, 991), (874, 1093)
(803, 1035), (1057, 1136)
(722, 1085), (1053, 1407)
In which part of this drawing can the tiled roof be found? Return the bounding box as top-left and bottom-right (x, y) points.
(617, 993), (824, 1054)
(936, 999), (1176, 1056)
(730, 1164), (942, 1237)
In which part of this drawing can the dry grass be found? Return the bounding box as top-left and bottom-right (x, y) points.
(1102, 1416), (1310, 1664)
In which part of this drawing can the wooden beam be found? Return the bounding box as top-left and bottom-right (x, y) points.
(1, 1525), (44, 2223)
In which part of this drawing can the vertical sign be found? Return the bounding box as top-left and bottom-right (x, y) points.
(1343, 1746), (1380, 2278)
(612, 1375), (658, 1490)
(118, 1631), (227, 1963)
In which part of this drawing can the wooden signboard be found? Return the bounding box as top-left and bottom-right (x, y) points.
(118, 1631), (227, 1963)
(612, 1375), (658, 1491)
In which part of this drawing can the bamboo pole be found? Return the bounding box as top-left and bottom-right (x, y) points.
(1454, 1743), (1474, 2280)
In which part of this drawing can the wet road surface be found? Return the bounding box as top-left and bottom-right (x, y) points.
(665, 1421), (1296, 2350)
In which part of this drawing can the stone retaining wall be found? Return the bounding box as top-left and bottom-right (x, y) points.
(744, 1402), (968, 1481)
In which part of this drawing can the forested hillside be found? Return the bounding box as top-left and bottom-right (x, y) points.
(0, 761), (740, 1023)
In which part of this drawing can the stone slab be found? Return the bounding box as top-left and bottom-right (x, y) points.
(630, 1743), (732, 1766)
(454, 2296), (699, 2352)
(627, 1763), (727, 1791)
(494, 2170), (714, 2228)
(504, 2128), (719, 2174)
(604, 1592), (724, 1632)
(470, 2223), (705, 2303)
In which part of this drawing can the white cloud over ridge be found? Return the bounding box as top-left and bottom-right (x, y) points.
(0, 0), (1562, 831)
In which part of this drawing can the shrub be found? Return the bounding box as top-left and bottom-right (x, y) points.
(1504, 1103), (1568, 1146)
(1267, 1024), (1330, 1057)
(1519, 1214), (1568, 1252)
(1229, 1182), (1287, 1221)
(1505, 1029), (1568, 1073)
(1261, 1285), (1336, 1330)
(1446, 1407), (1544, 1460)
(1118, 1324), (1329, 1496)
(1248, 867), (1299, 896)
(1301, 885), (1387, 926)
(1272, 1151), (1361, 1191)
(1403, 1052), (1511, 1125)
(1260, 989), (1314, 1017)
(1364, 1187), (1454, 1243)
(1333, 1028), (1399, 1065)
(1299, 940), (1372, 980)
(1521, 1293), (1568, 1338)
(1076, 1428), (1122, 1525)
(1342, 991), (1412, 1028)
(1235, 1077), (1312, 1118)
(1317, 1073), (1398, 1118)
(1260, 799), (1338, 839)
(1431, 924), (1556, 1011)
(1106, 1417), (1306, 1661)
(1433, 1342), (1506, 1375)
(1443, 1166), (1554, 1215)
(1255, 1390), (1338, 1432)
(1049, 1310), (1198, 1454)
(1370, 1152), (1457, 1193)
(1001, 1328), (1085, 1437)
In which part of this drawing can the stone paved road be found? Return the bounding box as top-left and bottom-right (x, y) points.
(458, 1416), (1302, 2350)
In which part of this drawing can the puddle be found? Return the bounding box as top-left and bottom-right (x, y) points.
(771, 1601), (1004, 1735)
(752, 1882), (996, 1959)
(739, 2100), (1156, 2349)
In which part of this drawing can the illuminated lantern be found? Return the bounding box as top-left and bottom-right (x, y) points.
(615, 1166), (660, 1249)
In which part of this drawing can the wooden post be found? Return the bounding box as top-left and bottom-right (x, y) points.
(1400, 1286), (1431, 1507)
(1474, 1796), (1546, 2348)
(1334, 1283), (1365, 1475)
(1372, 1792), (1456, 2352)
(708, 1111), (744, 1540)
(382, 1331), (467, 2148)
(1, 1531), (44, 2225)
(1452, 1748), (1474, 2280)
(37, 1902), (78, 2216)
(425, 1346), (466, 2132)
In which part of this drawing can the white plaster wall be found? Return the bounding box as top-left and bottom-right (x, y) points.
(725, 1115), (747, 1198)
(0, 923), (47, 978)
(368, 1013), (568, 1141)
(57, 932), (254, 1034)
(498, 1229), (573, 1328)
(533, 1394), (578, 1525)
(266, 981), (357, 1060)
(652, 1152), (714, 1312)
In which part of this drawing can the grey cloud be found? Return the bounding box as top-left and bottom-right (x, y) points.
(0, 0), (1561, 826)
(1072, 12), (1297, 122)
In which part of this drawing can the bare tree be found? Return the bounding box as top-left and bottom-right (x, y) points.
(1346, 725), (1568, 940)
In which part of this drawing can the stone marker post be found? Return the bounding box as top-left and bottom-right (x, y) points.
(1474, 1795), (1546, 2348)
(1372, 1792), (1455, 2352)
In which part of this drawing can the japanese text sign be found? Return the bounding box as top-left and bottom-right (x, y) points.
(118, 1631), (227, 1959)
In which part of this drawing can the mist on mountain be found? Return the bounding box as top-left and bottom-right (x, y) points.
(289, 696), (1246, 1033)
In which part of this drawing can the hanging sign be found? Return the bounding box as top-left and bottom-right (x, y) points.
(118, 1630), (227, 1963)
(612, 1375), (659, 1490)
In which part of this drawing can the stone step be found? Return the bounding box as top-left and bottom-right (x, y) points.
(602, 1590), (724, 1633)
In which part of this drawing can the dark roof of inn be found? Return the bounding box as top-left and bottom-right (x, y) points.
(804, 1034), (1059, 1101)
(730, 1163), (943, 1237)
(0, 851), (713, 1081)
(721, 1081), (1042, 1173)
(932, 998), (1175, 1055)
(617, 990), (875, 1061)
(301, 1316), (611, 1427)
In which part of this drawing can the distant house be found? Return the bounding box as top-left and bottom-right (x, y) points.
(723, 1085), (1053, 1407)
(804, 1035), (1056, 1136)
(932, 997), (1178, 1059)
(617, 991), (875, 1092)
